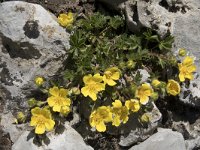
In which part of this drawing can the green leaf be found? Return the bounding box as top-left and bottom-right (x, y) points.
(70, 30), (86, 48)
(143, 29), (159, 42)
(159, 35), (174, 50)
(109, 16), (124, 29)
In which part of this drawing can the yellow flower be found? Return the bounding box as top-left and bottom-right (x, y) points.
(58, 12), (74, 27)
(125, 99), (140, 112)
(35, 77), (44, 86)
(81, 74), (105, 101)
(178, 48), (186, 57)
(135, 83), (153, 105)
(166, 79), (180, 96)
(103, 67), (120, 86)
(178, 56), (196, 82)
(89, 106), (112, 132)
(151, 79), (161, 88)
(111, 100), (129, 127)
(60, 106), (70, 116)
(47, 86), (71, 112)
(30, 107), (55, 134)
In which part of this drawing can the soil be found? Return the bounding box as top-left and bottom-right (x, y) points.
(0, 0), (95, 16)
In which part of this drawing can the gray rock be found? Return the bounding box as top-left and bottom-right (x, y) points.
(119, 103), (162, 147)
(185, 137), (200, 150)
(172, 120), (200, 150)
(171, 10), (200, 106)
(129, 128), (186, 150)
(12, 124), (93, 150)
(0, 112), (26, 143)
(0, 1), (70, 112)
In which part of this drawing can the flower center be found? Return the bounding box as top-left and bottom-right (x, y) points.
(105, 71), (112, 79)
(37, 115), (46, 124)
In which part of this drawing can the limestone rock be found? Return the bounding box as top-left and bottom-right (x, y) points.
(172, 10), (200, 106)
(129, 128), (186, 150)
(12, 124), (93, 150)
(185, 137), (200, 150)
(119, 103), (162, 147)
(0, 1), (70, 112)
(0, 112), (26, 143)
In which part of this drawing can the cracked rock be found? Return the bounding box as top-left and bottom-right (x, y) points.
(119, 103), (162, 147)
(12, 124), (93, 150)
(129, 128), (186, 150)
(0, 1), (70, 112)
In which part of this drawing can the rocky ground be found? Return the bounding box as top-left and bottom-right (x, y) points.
(1, 0), (200, 150)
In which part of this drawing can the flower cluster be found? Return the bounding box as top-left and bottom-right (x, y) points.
(81, 67), (120, 101)
(89, 99), (140, 132)
(29, 85), (72, 134)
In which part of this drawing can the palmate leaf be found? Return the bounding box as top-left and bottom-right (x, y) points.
(159, 35), (174, 51)
(143, 29), (159, 42)
(70, 30), (86, 48)
(109, 15), (124, 29)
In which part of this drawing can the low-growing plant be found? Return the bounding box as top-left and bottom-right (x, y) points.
(15, 12), (196, 144)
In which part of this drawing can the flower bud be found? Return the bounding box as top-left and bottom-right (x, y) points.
(178, 48), (186, 57)
(28, 98), (37, 107)
(35, 77), (44, 86)
(72, 87), (80, 95)
(16, 112), (26, 123)
(152, 79), (161, 88)
(127, 60), (136, 69)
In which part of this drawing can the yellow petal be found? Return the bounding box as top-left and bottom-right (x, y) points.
(106, 79), (117, 86)
(112, 116), (121, 127)
(89, 92), (97, 101)
(96, 122), (106, 132)
(112, 100), (122, 108)
(95, 83), (105, 91)
(45, 119), (55, 131)
(30, 116), (37, 126)
(31, 107), (41, 116)
(140, 96), (149, 105)
(144, 89), (152, 96)
(185, 74), (193, 80)
(81, 86), (89, 97)
(83, 74), (92, 84)
(47, 97), (56, 107)
(111, 72), (120, 80)
(62, 98), (71, 106)
(125, 101), (130, 110)
(183, 56), (194, 65)
(93, 73), (103, 82)
(188, 65), (196, 72)
(89, 111), (96, 127)
(53, 105), (61, 112)
(49, 86), (59, 97)
(35, 124), (45, 134)
(179, 73), (185, 82)
(59, 88), (68, 97)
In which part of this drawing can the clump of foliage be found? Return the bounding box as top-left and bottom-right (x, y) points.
(16, 12), (196, 143)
